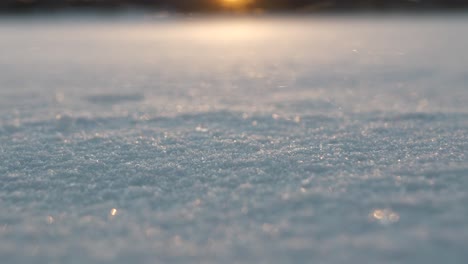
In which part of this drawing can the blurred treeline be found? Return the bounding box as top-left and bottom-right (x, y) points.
(1, 0), (468, 12)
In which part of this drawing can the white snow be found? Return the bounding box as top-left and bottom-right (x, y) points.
(0, 14), (467, 263)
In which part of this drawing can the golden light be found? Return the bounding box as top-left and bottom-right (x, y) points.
(110, 208), (118, 217)
(219, 0), (253, 9)
(180, 19), (273, 43)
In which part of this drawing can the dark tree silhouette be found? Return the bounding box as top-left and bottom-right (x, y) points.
(1, 0), (468, 11)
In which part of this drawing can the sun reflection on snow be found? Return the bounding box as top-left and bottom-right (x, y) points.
(110, 208), (118, 217)
(186, 19), (272, 43)
(47, 216), (55, 224)
(370, 209), (400, 224)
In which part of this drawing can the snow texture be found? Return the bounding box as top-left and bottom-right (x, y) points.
(0, 14), (467, 263)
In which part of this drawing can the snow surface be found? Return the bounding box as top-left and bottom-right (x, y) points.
(0, 14), (467, 263)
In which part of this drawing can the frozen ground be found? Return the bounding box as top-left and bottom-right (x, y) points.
(0, 14), (467, 263)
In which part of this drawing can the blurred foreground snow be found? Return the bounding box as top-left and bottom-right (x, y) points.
(0, 14), (467, 263)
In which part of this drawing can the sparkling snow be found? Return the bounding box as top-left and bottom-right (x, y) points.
(0, 14), (467, 263)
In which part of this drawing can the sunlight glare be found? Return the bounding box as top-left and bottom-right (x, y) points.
(184, 19), (273, 43)
(220, 0), (252, 9)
